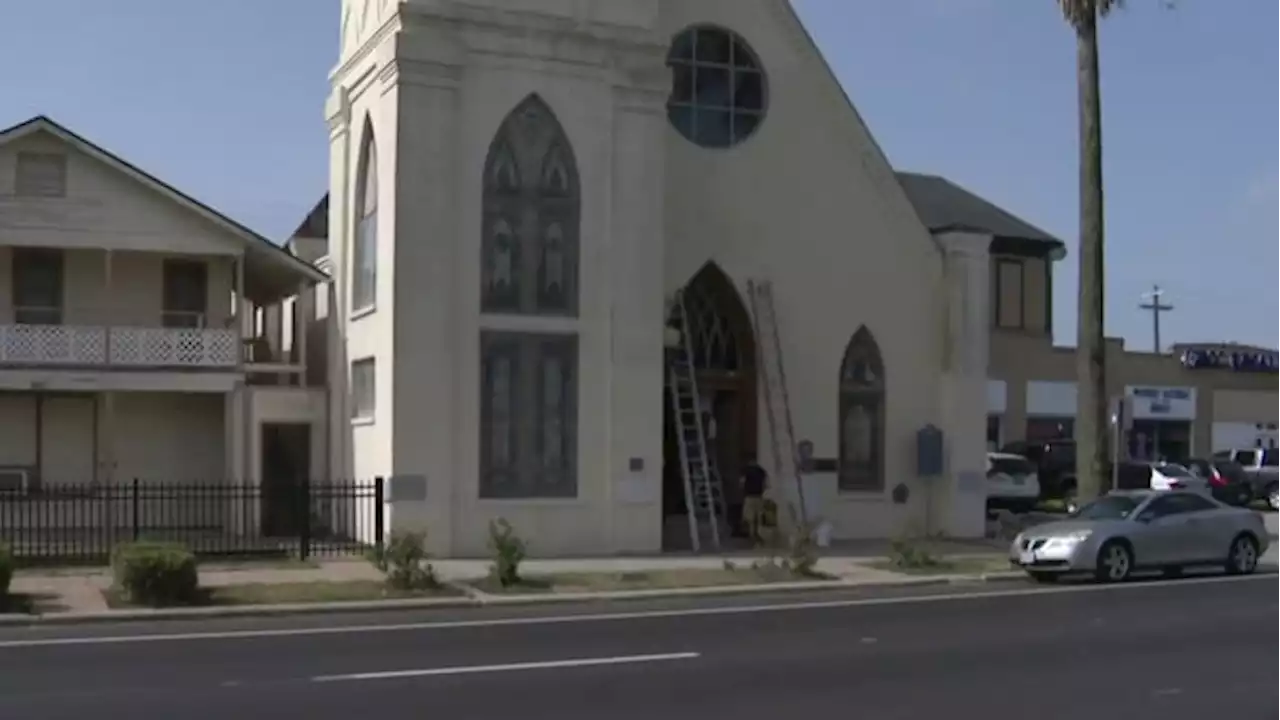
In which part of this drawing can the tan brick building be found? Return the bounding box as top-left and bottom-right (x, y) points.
(898, 173), (1279, 461)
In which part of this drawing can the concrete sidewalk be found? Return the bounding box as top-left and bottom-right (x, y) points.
(8, 551), (1011, 615)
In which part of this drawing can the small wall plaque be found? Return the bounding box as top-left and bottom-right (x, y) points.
(629, 457), (644, 472)
(891, 483), (911, 505)
(810, 458), (838, 473)
(388, 474), (428, 502)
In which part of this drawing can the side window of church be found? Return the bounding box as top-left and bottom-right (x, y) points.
(478, 95), (582, 500)
(838, 327), (886, 493)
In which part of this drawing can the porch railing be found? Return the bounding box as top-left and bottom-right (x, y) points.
(0, 324), (240, 368)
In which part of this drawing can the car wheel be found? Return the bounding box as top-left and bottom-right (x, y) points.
(1027, 571), (1058, 584)
(1094, 540), (1133, 583)
(1225, 533), (1260, 576)
(1267, 483), (1279, 512)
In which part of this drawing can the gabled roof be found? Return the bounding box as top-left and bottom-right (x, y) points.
(293, 194), (329, 240)
(0, 115), (328, 293)
(895, 171), (1067, 260)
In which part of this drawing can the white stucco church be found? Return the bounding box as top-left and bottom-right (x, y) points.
(325, 0), (995, 557)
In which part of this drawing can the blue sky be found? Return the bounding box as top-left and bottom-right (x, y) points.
(2, 0), (1274, 350)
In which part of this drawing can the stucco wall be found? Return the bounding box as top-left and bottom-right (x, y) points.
(659, 1), (945, 540)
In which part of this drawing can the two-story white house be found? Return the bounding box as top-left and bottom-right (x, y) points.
(0, 116), (328, 538)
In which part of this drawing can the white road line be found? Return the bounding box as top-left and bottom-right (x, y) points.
(311, 652), (701, 683)
(0, 572), (1268, 649)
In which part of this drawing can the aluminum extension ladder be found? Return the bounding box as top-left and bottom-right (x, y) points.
(747, 279), (808, 526)
(667, 289), (725, 552)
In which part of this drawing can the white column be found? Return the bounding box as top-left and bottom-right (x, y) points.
(606, 49), (670, 553)
(934, 230), (993, 538)
(295, 280), (310, 386)
(224, 383), (248, 534)
(325, 85), (353, 494)
(380, 48), (462, 555)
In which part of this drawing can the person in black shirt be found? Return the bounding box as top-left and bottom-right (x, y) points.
(740, 458), (768, 543)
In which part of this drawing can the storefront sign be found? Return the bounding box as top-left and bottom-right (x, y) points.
(1125, 386), (1196, 421)
(1180, 347), (1279, 373)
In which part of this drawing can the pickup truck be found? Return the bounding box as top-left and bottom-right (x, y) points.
(1213, 448), (1278, 510)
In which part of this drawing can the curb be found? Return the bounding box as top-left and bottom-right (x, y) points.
(0, 595), (480, 626)
(0, 571), (1028, 627)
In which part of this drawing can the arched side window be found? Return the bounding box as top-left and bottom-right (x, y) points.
(351, 121), (378, 314)
(480, 95), (581, 316)
(479, 95), (582, 501)
(838, 326), (885, 492)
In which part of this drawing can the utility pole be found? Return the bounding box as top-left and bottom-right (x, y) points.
(1139, 285), (1173, 353)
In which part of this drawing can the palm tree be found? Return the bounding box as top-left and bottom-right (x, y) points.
(1057, 0), (1119, 503)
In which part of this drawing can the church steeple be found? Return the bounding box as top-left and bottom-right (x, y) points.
(339, 0), (395, 61)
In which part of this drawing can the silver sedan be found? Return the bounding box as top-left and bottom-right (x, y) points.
(1009, 489), (1270, 583)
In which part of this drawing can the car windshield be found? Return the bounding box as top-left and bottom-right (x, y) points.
(1072, 495), (1141, 521)
(1157, 463), (1194, 478)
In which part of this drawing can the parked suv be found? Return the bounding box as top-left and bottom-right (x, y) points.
(1213, 448), (1279, 510)
(985, 452), (1041, 514)
(999, 439), (1083, 501)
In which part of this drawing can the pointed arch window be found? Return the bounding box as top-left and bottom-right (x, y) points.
(479, 95), (582, 500)
(351, 123), (378, 313)
(838, 327), (886, 492)
(480, 95), (580, 316)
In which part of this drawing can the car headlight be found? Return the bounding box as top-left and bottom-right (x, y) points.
(1048, 530), (1093, 544)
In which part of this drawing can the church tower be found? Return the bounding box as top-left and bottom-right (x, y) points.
(326, 0), (671, 555)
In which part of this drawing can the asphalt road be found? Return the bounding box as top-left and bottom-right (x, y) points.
(0, 575), (1274, 720)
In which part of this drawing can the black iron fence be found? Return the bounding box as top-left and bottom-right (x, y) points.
(0, 478), (385, 566)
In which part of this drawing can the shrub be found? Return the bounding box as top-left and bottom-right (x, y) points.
(887, 535), (940, 570)
(367, 531), (439, 591)
(0, 543), (12, 599)
(752, 505), (822, 578)
(111, 541), (200, 607)
(783, 505), (821, 577)
(487, 518), (527, 588)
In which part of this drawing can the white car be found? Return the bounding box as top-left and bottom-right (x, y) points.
(1119, 461), (1212, 495)
(986, 452), (1041, 514)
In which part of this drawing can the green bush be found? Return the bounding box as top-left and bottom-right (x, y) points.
(0, 543), (12, 599)
(887, 535), (940, 570)
(367, 531), (439, 591)
(487, 518), (527, 588)
(111, 541), (200, 607)
(784, 505), (821, 577)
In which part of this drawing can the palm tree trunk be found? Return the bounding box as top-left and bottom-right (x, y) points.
(1074, 9), (1109, 501)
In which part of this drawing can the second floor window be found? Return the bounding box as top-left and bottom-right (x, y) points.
(994, 258), (1025, 329)
(12, 248), (64, 325)
(162, 259), (208, 328)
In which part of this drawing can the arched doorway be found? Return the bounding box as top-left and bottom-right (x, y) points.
(663, 262), (758, 548)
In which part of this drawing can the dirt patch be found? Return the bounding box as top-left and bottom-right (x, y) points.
(866, 556), (1014, 577)
(102, 580), (463, 609)
(467, 565), (833, 595)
